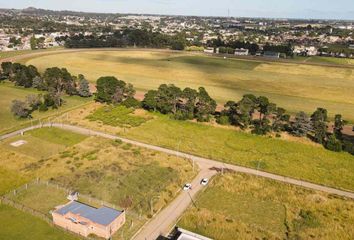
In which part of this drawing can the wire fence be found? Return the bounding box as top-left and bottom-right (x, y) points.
(0, 195), (93, 240)
(3, 179), (121, 211)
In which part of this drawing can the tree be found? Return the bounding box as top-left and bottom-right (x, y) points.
(32, 76), (46, 90)
(26, 94), (42, 111)
(77, 74), (92, 97)
(291, 112), (313, 137)
(11, 100), (31, 118)
(95, 76), (132, 104)
(333, 114), (347, 139)
(194, 87), (216, 122)
(170, 39), (186, 50)
(311, 108), (328, 144)
(1, 62), (13, 77)
(43, 67), (77, 98)
(325, 135), (342, 152)
(313, 120), (327, 144)
(311, 108), (328, 122)
(272, 107), (290, 132)
(142, 90), (158, 111)
(155, 84), (182, 114)
(30, 36), (37, 50)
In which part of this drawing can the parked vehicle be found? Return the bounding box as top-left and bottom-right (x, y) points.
(200, 178), (209, 186)
(183, 183), (192, 191)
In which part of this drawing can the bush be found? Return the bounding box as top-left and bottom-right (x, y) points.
(217, 115), (230, 125)
(121, 97), (141, 109)
(38, 103), (48, 112)
(343, 141), (354, 155)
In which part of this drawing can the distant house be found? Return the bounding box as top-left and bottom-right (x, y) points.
(52, 201), (125, 239)
(234, 48), (249, 56)
(170, 227), (213, 240)
(263, 51), (280, 59)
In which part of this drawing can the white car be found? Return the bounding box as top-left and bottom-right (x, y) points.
(200, 178), (209, 186)
(183, 183), (192, 191)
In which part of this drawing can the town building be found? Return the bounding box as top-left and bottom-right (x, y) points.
(263, 51), (281, 59)
(52, 201), (125, 239)
(234, 48), (249, 56)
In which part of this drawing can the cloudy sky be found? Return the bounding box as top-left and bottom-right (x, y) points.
(1, 0), (354, 20)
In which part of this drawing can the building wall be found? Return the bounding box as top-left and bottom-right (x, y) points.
(52, 210), (126, 239)
(52, 212), (89, 237)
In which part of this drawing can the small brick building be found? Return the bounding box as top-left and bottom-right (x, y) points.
(52, 201), (125, 239)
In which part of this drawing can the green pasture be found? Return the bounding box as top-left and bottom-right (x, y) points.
(0, 205), (78, 240)
(114, 112), (354, 191)
(0, 82), (92, 134)
(25, 50), (354, 121)
(178, 173), (354, 240)
(87, 105), (150, 128)
(0, 128), (87, 159)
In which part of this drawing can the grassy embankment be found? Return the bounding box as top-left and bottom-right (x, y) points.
(178, 173), (354, 240)
(61, 104), (354, 191)
(25, 50), (354, 122)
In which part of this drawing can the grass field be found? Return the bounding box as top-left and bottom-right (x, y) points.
(0, 205), (78, 240)
(25, 50), (354, 122)
(294, 56), (354, 65)
(0, 81), (92, 134)
(62, 103), (354, 191)
(0, 47), (63, 61)
(178, 173), (354, 240)
(1, 128), (87, 159)
(0, 127), (195, 239)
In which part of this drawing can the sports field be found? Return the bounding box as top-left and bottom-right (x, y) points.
(178, 173), (354, 240)
(25, 50), (354, 121)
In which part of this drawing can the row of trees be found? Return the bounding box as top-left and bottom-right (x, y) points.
(94, 78), (353, 155)
(1, 62), (92, 118)
(142, 85), (217, 122)
(1, 62), (92, 98)
(63, 29), (187, 50)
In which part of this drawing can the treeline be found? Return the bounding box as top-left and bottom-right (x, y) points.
(1, 62), (91, 118)
(94, 77), (354, 155)
(63, 29), (186, 50)
(208, 37), (294, 56)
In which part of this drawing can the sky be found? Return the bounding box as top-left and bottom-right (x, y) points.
(1, 0), (354, 20)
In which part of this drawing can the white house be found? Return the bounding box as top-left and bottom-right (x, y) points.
(234, 48), (249, 56)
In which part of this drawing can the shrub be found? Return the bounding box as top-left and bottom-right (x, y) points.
(217, 115), (230, 125)
(121, 97), (141, 109)
(38, 103), (48, 112)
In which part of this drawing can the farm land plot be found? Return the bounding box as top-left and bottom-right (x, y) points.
(178, 173), (354, 240)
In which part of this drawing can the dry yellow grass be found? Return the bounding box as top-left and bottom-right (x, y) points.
(179, 173), (354, 240)
(25, 50), (354, 121)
